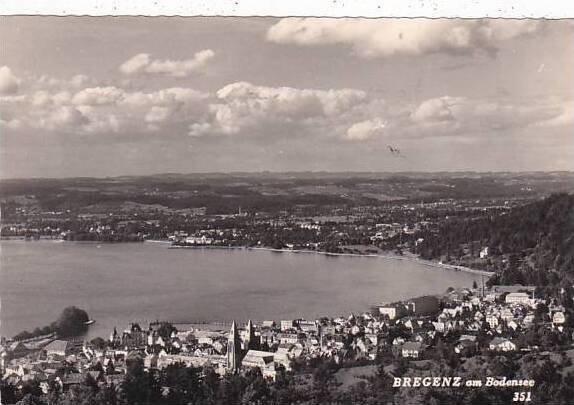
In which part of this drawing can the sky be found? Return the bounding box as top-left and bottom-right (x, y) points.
(0, 17), (573, 178)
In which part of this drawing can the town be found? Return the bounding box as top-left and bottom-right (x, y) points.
(2, 281), (572, 403)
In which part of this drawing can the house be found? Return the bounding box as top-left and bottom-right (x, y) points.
(59, 373), (85, 391)
(297, 320), (318, 334)
(4, 341), (30, 360)
(485, 314), (499, 329)
(455, 340), (477, 356)
(552, 312), (566, 325)
(44, 340), (73, 357)
(261, 321), (276, 329)
(277, 332), (300, 345)
(505, 293), (532, 306)
(489, 337), (517, 352)
(401, 342), (425, 358)
(280, 320), (295, 331)
(241, 350), (277, 379)
(377, 304), (406, 320)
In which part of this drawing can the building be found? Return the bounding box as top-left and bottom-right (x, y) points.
(408, 296), (440, 316)
(297, 320), (319, 334)
(43, 340), (73, 357)
(242, 319), (259, 351)
(552, 311), (566, 325)
(401, 342), (425, 358)
(505, 292), (531, 305)
(377, 304), (406, 320)
(280, 320), (295, 331)
(227, 321), (241, 373)
(489, 337), (517, 352)
(241, 350), (277, 379)
(3, 342), (29, 361)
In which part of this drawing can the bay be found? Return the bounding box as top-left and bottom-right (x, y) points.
(0, 240), (481, 339)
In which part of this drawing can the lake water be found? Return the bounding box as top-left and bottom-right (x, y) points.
(0, 240), (481, 339)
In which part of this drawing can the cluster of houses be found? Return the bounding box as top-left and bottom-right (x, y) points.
(1, 285), (569, 395)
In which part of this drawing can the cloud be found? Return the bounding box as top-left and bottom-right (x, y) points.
(2, 68), (569, 147)
(534, 101), (574, 128)
(267, 19), (540, 58)
(38, 106), (90, 131)
(411, 96), (463, 123)
(145, 106), (171, 123)
(119, 50), (215, 77)
(72, 86), (125, 106)
(0, 78), (211, 136)
(184, 82), (367, 137)
(408, 96), (568, 136)
(122, 87), (208, 107)
(0, 66), (21, 95)
(346, 118), (387, 141)
(0, 117), (22, 130)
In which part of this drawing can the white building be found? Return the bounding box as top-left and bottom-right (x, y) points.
(505, 292), (531, 305)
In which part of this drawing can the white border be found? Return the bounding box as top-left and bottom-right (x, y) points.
(0, 0), (572, 18)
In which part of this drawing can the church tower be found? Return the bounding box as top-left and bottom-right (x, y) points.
(243, 319), (258, 350)
(227, 321), (241, 372)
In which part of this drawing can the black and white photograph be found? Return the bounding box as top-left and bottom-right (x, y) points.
(1, 9), (574, 405)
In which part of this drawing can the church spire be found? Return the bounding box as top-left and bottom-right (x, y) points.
(227, 321), (240, 372)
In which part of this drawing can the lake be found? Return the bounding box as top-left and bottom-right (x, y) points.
(0, 240), (482, 339)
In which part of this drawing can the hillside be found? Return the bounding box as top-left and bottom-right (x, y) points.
(416, 193), (574, 287)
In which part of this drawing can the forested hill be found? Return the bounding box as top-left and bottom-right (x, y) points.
(416, 193), (574, 287)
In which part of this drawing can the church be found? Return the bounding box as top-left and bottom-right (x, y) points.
(227, 320), (280, 379)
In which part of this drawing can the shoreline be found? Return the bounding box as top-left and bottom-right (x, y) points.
(2, 237), (493, 277)
(247, 246), (494, 277)
(160, 241), (493, 277)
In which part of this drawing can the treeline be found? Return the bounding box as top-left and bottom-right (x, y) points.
(62, 232), (144, 243)
(415, 193), (574, 286)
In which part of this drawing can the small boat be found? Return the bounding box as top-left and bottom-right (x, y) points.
(85, 319), (96, 325)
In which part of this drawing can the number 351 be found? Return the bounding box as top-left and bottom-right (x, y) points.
(512, 392), (532, 402)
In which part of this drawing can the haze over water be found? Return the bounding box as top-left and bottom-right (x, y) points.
(0, 240), (481, 339)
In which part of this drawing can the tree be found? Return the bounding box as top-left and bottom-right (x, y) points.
(56, 306), (89, 337)
(1, 379), (18, 405)
(91, 337), (108, 350)
(122, 356), (157, 405)
(156, 322), (177, 340)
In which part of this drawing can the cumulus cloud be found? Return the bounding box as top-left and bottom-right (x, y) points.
(411, 96), (463, 123)
(72, 86), (125, 106)
(408, 96), (567, 136)
(2, 68), (569, 145)
(119, 50), (215, 77)
(122, 87), (208, 107)
(35, 74), (96, 90)
(0, 80), (212, 136)
(267, 19), (540, 58)
(38, 106), (90, 131)
(0, 66), (21, 95)
(346, 118), (387, 141)
(199, 81), (368, 136)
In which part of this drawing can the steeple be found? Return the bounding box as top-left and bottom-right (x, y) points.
(227, 321), (240, 372)
(243, 319), (258, 350)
